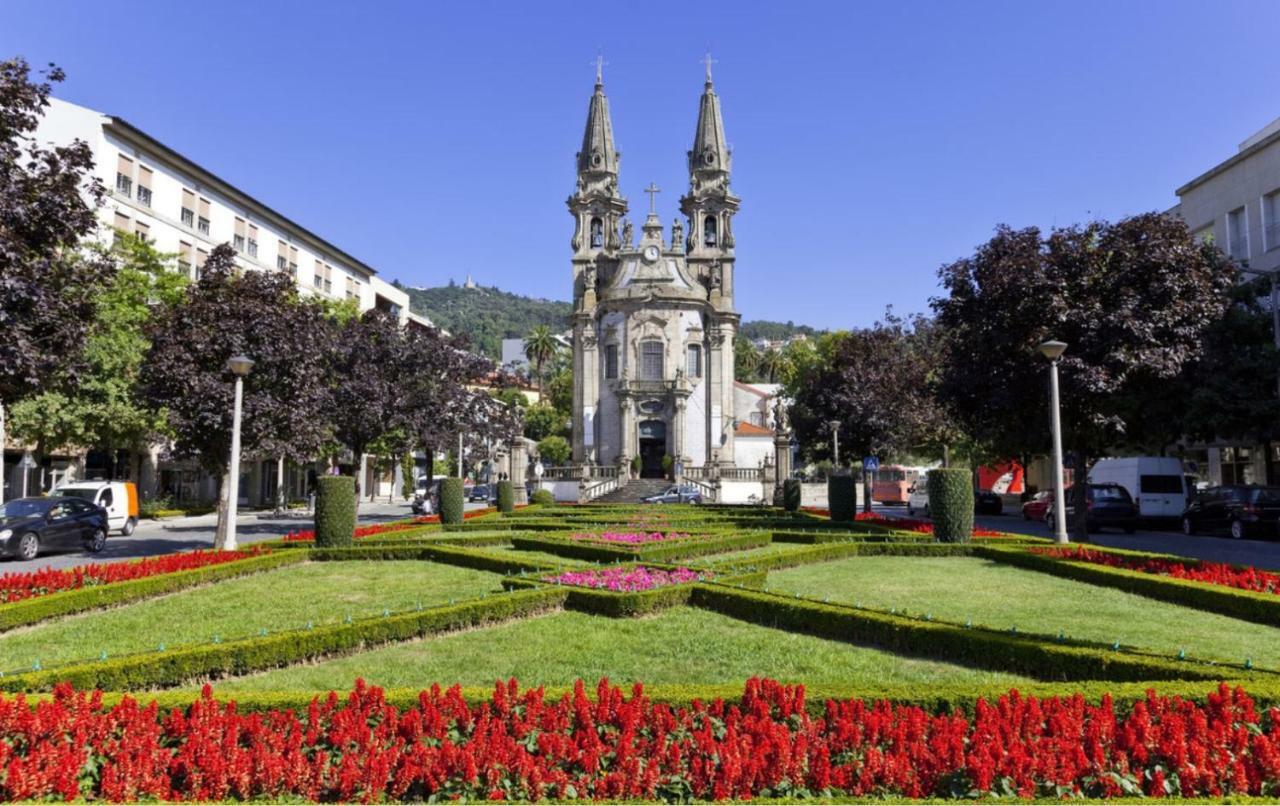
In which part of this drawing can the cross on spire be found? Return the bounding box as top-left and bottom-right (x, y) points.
(643, 182), (661, 214)
(702, 51), (717, 83)
(593, 52), (608, 85)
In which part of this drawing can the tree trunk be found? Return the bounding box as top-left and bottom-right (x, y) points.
(213, 471), (231, 549)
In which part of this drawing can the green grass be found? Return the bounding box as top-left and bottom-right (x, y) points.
(218, 606), (1031, 691)
(694, 543), (822, 564)
(769, 556), (1280, 667)
(0, 561), (505, 673)
(490, 546), (585, 566)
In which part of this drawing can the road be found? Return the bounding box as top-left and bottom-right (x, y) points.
(0, 499), (491, 574)
(877, 503), (1280, 571)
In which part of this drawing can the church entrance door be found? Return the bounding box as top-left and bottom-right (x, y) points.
(638, 420), (667, 479)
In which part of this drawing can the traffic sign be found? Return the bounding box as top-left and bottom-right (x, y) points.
(863, 456), (879, 472)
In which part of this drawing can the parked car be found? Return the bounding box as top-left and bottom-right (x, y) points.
(975, 489), (1004, 516)
(1181, 485), (1280, 540)
(641, 485), (703, 505)
(0, 496), (110, 560)
(468, 483), (493, 503)
(54, 480), (139, 535)
(906, 484), (929, 516)
(1048, 483), (1137, 534)
(1089, 457), (1188, 520)
(1022, 490), (1054, 522)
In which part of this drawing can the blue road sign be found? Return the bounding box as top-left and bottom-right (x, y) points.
(863, 456), (880, 472)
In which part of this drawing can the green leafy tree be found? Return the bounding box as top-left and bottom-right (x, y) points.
(522, 403), (565, 442)
(0, 58), (114, 500)
(523, 325), (559, 397)
(933, 214), (1234, 539)
(757, 348), (789, 383)
(734, 336), (762, 383)
(546, 363), (573, 418)
(536, 434), (571, 466)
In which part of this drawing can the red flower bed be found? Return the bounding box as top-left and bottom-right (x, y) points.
(1033, 546), (1280, 596)
(799, 508), (1007, 538)
(282, 508), (497, 542)
(0, 549), (265, 605)
(0, 679), (1276, 801)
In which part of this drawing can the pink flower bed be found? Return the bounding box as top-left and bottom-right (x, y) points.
(544, 566), (711, 591)
(567, 531), (692, 545)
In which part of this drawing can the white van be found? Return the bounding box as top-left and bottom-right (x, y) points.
(54, 481), (140, 535)
(1088, 457), (1187, 519)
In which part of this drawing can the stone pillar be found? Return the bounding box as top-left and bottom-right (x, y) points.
(671, 395), (688, 467)
(618, 393), (635, 467)
(713, 321), (738, 466)
(773, 432), (793, 504)
(508, 437), (529, 505)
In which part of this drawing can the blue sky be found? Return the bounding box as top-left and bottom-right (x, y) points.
(4, 0), (1279, 329)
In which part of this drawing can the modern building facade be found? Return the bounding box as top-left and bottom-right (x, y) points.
(569, 64), (768, 478)
(1170, 114), (1280, 485)
(2, 98), (420, 505)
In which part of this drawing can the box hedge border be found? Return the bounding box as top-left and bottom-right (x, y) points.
(0, 550), (306, 633)
(509, 531), (771, 563)
(688, 583), (1256, 683)
(0, 587), (567, 692)
(503, 567), (767, 618)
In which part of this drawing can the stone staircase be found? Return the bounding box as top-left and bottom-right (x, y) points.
(593, 478), (672, 504)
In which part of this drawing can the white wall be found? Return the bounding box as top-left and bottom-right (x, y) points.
(735, 436), (772, 469)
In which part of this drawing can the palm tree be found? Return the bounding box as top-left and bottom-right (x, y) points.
(523, 325), (558, 398)
(758, 348), (789, 383)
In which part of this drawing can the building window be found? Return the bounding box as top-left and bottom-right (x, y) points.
(314, 272), (323, 288)
(686, 344), (702, 378)
(640, 340), (664, 380)
(1227, 206), (1249, 260)
(136, 165), (152, 207)
(195, 248), (208, 281)
(247, 238), (258, 257)
(604, 344), (618, 379)
(197, 216), (210, 235)
(115, 173), (132, 197)
(703, 215), (717, 247)
(134, 221), (150, 242)
(136, 185), (151, 207)
(233, 235), (246, 252)
(1264, 190), (1280, 252)
(277, 255), (288, 271)
(590, 217), (603, 248)
(177, 241), (193, 276)
(1221, 446), (1255, 485)
(180, 207), (194, 227)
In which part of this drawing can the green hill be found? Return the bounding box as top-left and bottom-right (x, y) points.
(402, 281), (821, 359)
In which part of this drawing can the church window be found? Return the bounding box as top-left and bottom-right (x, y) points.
(604, 344), (618, 379)
(686, 344), (702, 378)
(640, 340), (664, 380)
(590, 217), (604, 248)
(703, 215), (717, 247)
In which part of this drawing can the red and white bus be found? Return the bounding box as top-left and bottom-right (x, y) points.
(872, 465), (929, 504)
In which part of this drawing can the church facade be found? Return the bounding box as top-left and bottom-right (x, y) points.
(568, 66), (744, 478)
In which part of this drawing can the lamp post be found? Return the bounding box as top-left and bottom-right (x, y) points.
(224, 355), (254, 551)
(828, 420), (841, 469)
(1038, 340), (1069, 544)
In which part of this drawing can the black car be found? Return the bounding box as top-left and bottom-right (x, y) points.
(467, 483), (494, 503)
(1049, 483), (1137, 534)
(0, 496), (110, 561)
(1182, 485), (1280, 540)
(975, 490), (1004, 516)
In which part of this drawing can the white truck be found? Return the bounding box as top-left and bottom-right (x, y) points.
(54, 481), (140, 535)
(1088, 457), (1188, 520)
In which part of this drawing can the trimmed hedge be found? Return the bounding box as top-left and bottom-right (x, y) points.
(704, 541), (980, 575)
(782, 479), (801, 512)
(496, 480), (514, 513)
(509, 532), (772, 563)
(504, 575), (699, 618)
(689, 584), (1250, 683)
(979, 545), (1280, 628)
(314, 475), (356, 547)
(927, 468), (973, 543)
(827, 476), (856, 522)
(440, 478), (464, 524)
(0, 551), (306, 633)
(530, 489), (555, 506)
(307, 544), (565, 575)
(0, 587), (567, 692)
(771, 528), (931, 544)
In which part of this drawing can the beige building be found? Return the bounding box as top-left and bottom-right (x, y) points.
(1170, 114), (1280, 485)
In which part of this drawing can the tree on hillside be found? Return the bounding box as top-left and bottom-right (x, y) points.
(0, 58), (114, 500)
(757, 349), (789, 384)
(523, 325), (559, 397)
(933, 214), (1234, 539)
(140, 245), (333, 546)
(9, 234), (187, 487)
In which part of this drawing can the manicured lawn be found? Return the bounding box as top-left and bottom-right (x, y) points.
(491, 546), (584, 566)
(0, 561), (504, 672)
(219, 606), (1030, 691)
(694, 542), (824, 564)
(770, 556), (1280, 667)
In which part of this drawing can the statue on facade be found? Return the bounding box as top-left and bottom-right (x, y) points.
(621, 218), (634, 247)
(583, 261), (597, 292)
(671, 218), (684, 252)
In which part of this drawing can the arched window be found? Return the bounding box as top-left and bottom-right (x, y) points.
(703, 215), (717, 247)
(686, 344), (702, 378)
(640, 340), (664, 380)
(590, 217), (604, 248)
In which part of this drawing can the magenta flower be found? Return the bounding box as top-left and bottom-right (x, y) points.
(543, 566), (711, 591)
(567, 531), (692, 545)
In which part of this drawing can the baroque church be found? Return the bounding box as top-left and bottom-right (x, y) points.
(569, 63), (768, 479)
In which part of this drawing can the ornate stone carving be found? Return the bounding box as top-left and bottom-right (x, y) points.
(621, 218), (634, 247)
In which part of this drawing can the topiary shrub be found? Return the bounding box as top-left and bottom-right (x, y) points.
(531, 488), (555, 506)
(314, 475), (356, 547)
(440, 478), (465, 525)
(783, 479), (802, 512)
(827, 475), (856, 522)
(496, 480), (514, 513)
(927, 468), (974, 543)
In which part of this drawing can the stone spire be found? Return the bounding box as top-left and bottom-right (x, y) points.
(688, 60), (731, 182)
(576, 69), (619, 179)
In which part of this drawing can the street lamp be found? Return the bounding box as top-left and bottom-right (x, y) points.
(1038, 340), (1069, 544)
(224, 355), (254, 551)
(828, 420), (841, 468)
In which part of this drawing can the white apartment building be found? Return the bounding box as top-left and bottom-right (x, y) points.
(3, 98), (425, 506)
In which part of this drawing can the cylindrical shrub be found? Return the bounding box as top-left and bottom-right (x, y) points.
(531, 488), (555, 506)
(927, 468), (974, 543)
(440, 478), (464, 524)
(783, 479), (802, 512)
(827, 475), (855, 522)
(496, 480), (514, 513)
(314, 475), (355, 547)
